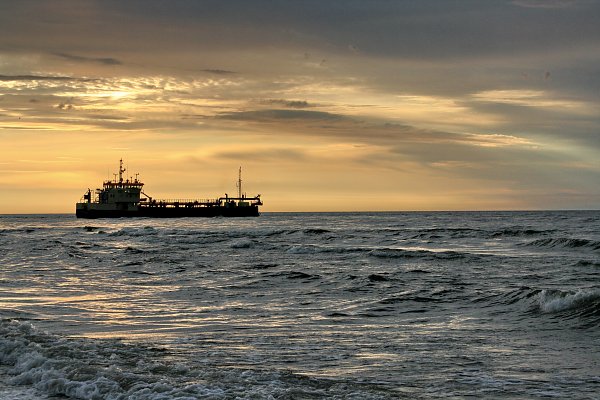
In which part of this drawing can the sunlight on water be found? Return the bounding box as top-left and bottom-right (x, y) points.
(0, 211), (599, 398)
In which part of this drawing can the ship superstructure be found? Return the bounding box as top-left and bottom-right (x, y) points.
(76, 160), (262, 218)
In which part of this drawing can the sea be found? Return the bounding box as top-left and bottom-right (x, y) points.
(0, 211), (599, 399)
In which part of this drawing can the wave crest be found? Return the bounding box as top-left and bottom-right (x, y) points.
(537, 289), (600, 314)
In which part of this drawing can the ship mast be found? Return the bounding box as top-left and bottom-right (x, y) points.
(236, 166), (242, 198)
(119, 158), (125, 183)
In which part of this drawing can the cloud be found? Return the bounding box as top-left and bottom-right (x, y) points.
(0, 75), (95, 82)
(201, 69), (236, 75)
(53, 52), (122, 65)
(215, 108), (538, 153)
(212, 147), (307, 162)
(470, 89), (592, 112)
(218, 109), (347, 123)
(464, 90), (600, 149)
(57, 101), (74, 110)
(259, 99), (311, 108)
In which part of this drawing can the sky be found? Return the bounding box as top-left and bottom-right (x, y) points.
(1, 0), (599, 212)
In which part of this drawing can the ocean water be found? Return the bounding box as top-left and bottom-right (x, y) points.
(0, 211), (599, 399)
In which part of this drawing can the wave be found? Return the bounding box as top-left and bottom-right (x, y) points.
(229, 238), (255, 248)
(404, 227), (556, 241)
(405, 228), (483, 240)
(475, 286), (536, 306)
(267, 271), (320, 280)
(285, 244), (478, 260)
(369, 248), (473, 260)
(536, 289), (600, 315)
(406, 269), (432, 274)
(523, 237), (600, 250)
(489, 228), (550, 237)
(284, 243), (484, 262)
(574, 260), (600, 267)
(108, 226), (159, 237)
(247, 263), (278, 270)
(285, 245), (364, 255)
(0, 320), (187, 400)
(368, 274), (391, 282)
(0, 228), (37, 235)
(302, 228), (331, 235)
(287, 271), (320, 280)
(0, 320), (386, 399)
(379, 295), (441, 304)
(124, 246), (150, 254)
(102, 227), (335, 244)
(408, 227), (559, 242)
(480, 287), (600, 327)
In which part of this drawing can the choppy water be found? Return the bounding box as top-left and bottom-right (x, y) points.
(1, 211), (599, 399)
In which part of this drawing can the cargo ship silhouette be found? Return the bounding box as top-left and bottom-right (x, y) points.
(76, 160), (262, 218)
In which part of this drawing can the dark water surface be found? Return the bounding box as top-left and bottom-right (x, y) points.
(1, 211), (599, 399)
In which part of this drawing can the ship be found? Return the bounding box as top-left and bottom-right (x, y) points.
(76, 160), (262, 218)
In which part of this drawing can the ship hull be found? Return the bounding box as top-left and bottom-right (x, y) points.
(76, 205), (260, 219)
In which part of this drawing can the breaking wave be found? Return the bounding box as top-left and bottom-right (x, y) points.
(536, 289), (600, 315)
(476, 287), (600, 326)
(0, 320), (204, 400)
(0, 320), (391, 399)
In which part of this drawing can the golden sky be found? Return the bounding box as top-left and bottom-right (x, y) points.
(1, 1), (599, 212)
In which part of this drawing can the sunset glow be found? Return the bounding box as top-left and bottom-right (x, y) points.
(1, 1), (599, 212)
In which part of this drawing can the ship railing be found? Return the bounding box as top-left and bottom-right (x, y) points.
(103, 181), (144, 189)
(217, 195), (262, 205)
(141, 198), (222, 208)
(148, 198), (218, 204)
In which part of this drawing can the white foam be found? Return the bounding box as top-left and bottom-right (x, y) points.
(1, 320), (392, 399)
(230, 238), (254, 248)
(537, 289), (600, 313)
(0, 383), (48, 400)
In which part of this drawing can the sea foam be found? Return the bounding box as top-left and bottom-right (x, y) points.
(536, 289), (600, 313)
